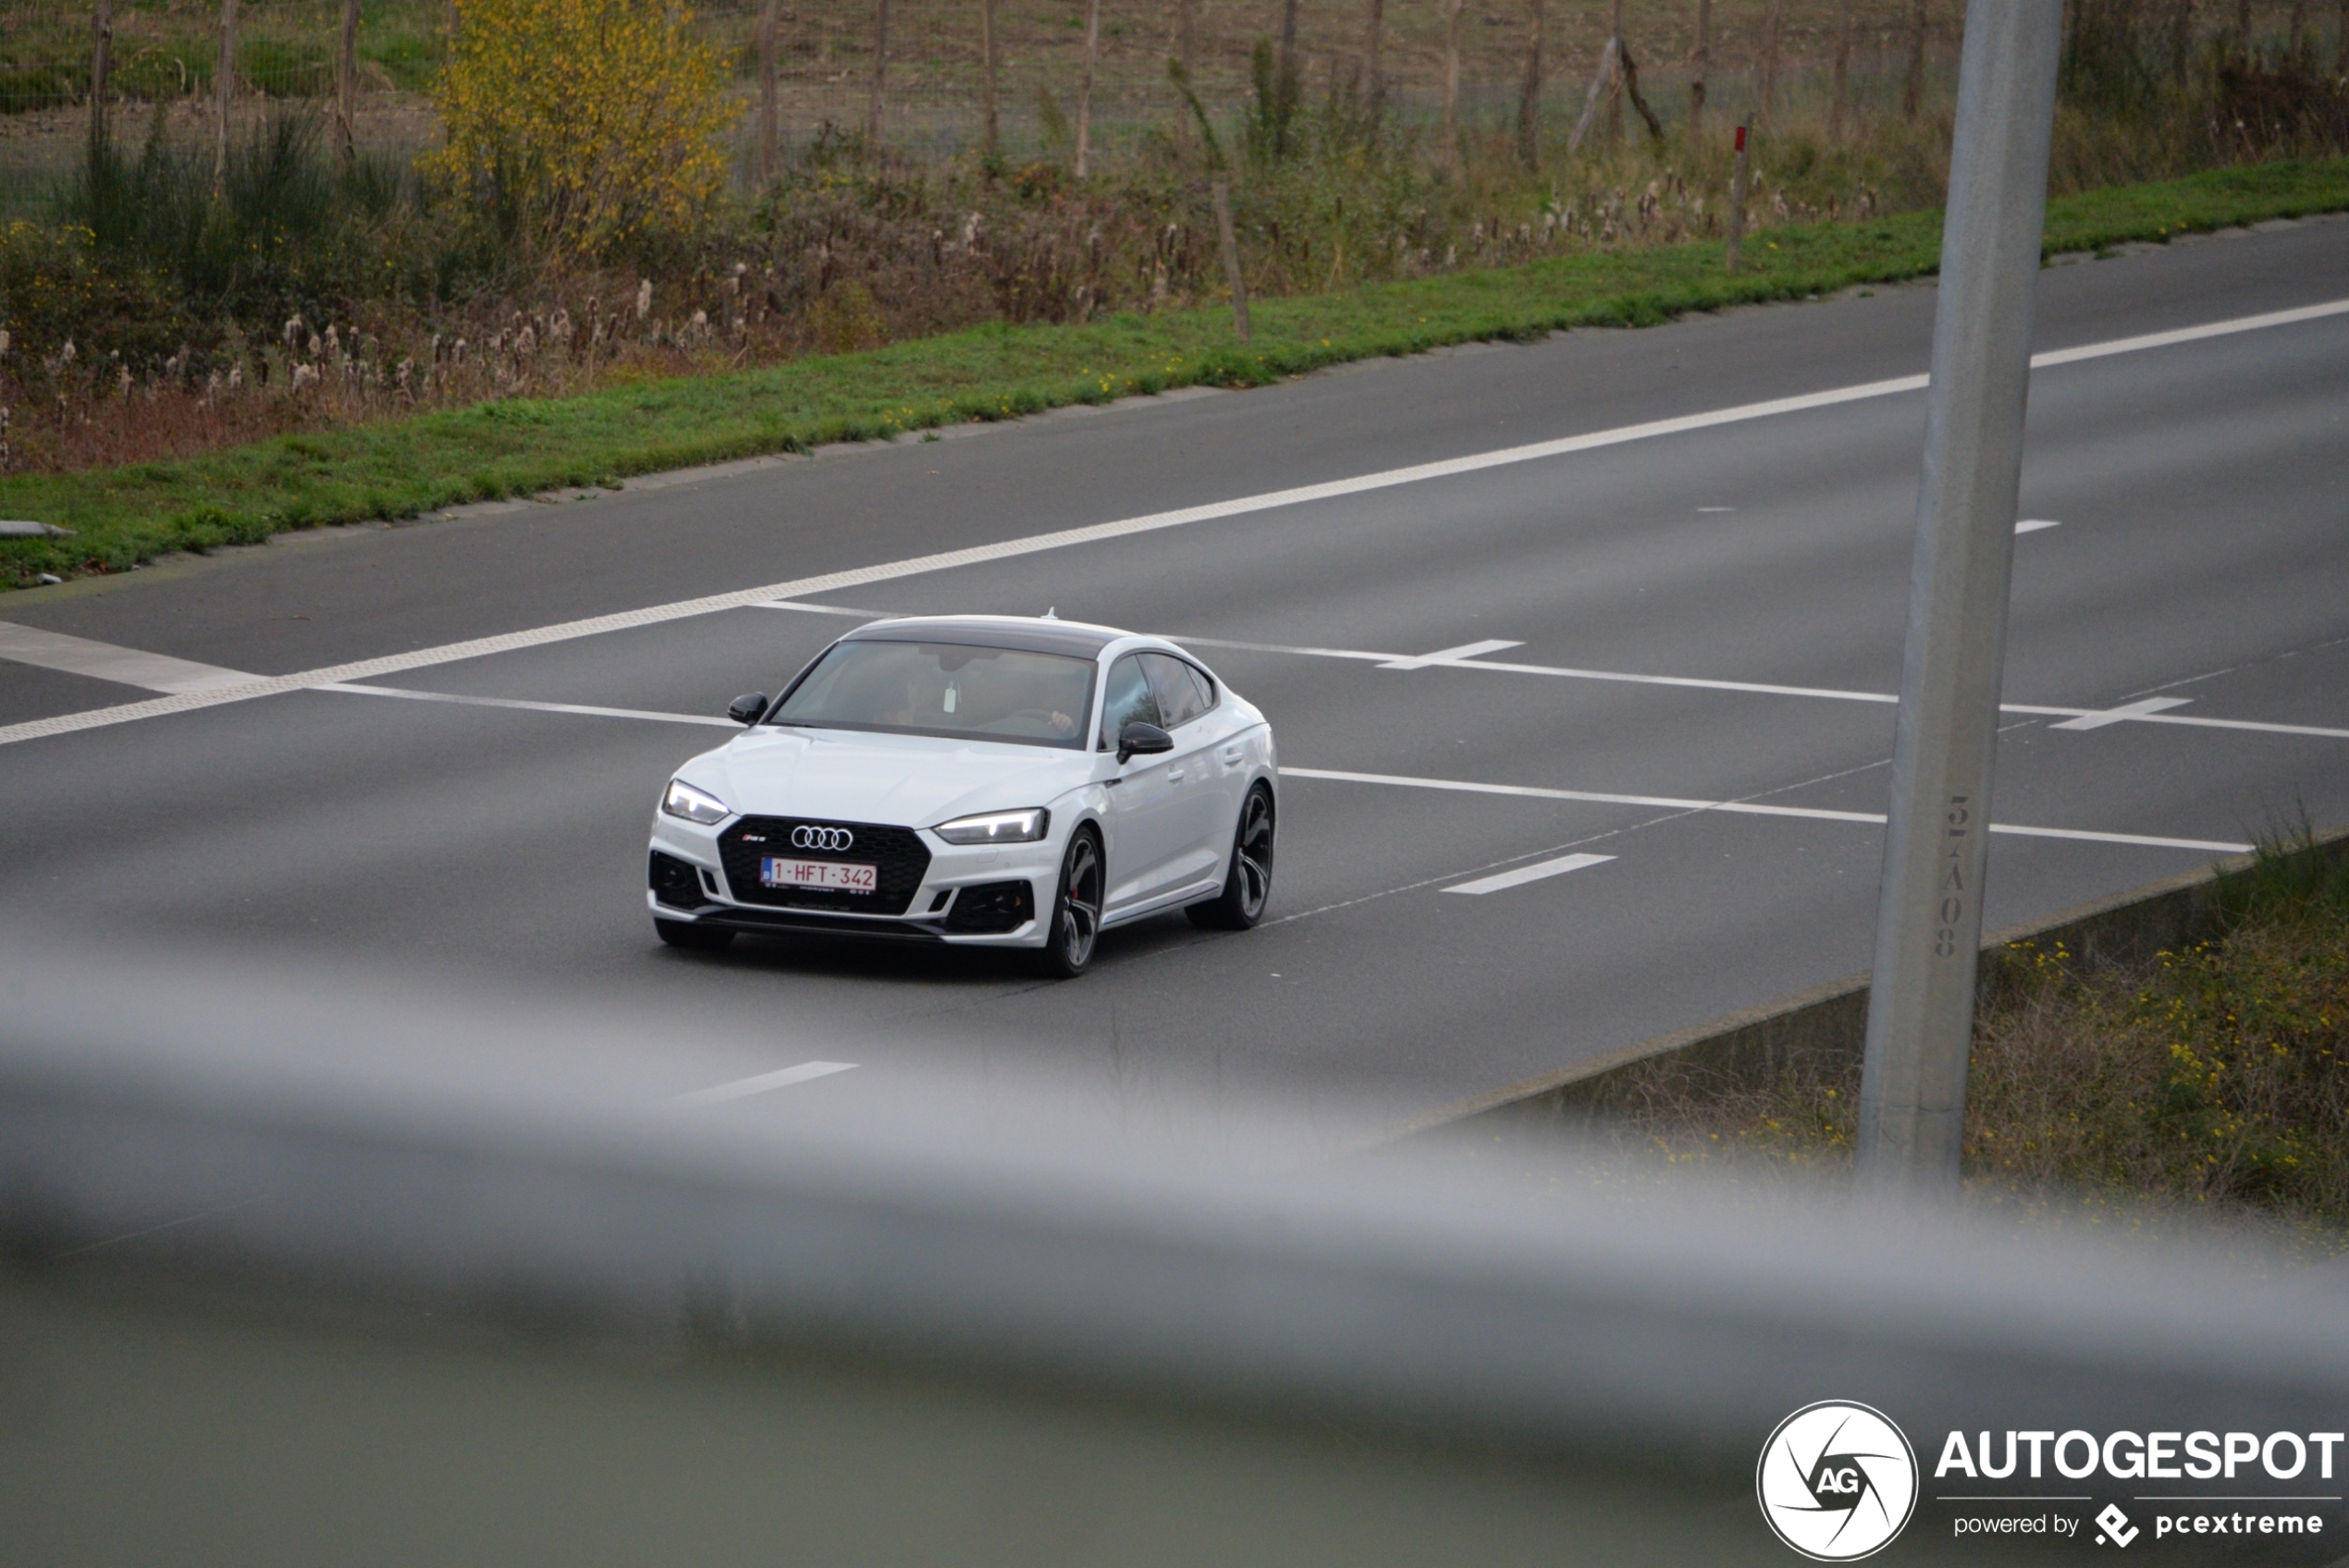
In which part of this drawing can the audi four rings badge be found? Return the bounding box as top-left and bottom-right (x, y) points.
(792, 826), (855, 851)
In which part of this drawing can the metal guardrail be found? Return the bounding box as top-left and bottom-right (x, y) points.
(2, 937), (2344, 1564)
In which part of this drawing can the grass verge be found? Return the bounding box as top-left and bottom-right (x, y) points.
(6, 155), (2346, 589)
(1609, 827), (2349, 1245)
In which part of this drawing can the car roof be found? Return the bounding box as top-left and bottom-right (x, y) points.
(838, 614), (1132, 660)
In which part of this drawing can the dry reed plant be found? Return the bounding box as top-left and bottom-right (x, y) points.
(1596, 837), (2349, 1243)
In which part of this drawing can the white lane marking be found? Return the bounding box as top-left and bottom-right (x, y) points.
(1697, 506), (1736, 513)
(0, 620), (259, 694)
(1443, 852), (1615, 895)
(1279, 766), (2252, 853)
(1181, 634), (2349, 741)
(2050, 695), (2193, 731)
(2029, 298), (2349, 368)
(318, 681), (740, 728)
(2015, 518), (2062, 534)
(670, 1060), (859, 1106)
(6, 295), (2339, 753)
(1376, 639), (1524, 670)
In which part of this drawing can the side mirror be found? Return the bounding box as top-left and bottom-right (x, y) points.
(1116, 721), (1174, 765)
(727, 692), (769, 726)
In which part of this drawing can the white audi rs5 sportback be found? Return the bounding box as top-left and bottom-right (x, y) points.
(646, 615), (1278, 977)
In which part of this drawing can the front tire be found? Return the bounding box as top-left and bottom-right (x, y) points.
(655, 917), (734, 952)
(1034, 828), (1104, 978)
(1187, 784), (1274, 930)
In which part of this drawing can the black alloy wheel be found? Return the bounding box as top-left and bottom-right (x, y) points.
(655, 917), (735, 952)
(1188, 784), (1274, 930)
(1036, 829), (1104, 978)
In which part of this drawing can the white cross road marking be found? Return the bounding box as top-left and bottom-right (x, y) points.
(4, 296), (2343, 751)
(1174, 634), (2349, 741)
(670, 1060), (858, 1106)
(755, 600), (881, 617)
(0, 620), (259, 694)
(1280, 766), (2253, 853)
(1443, 852), (1616, 894)
(2050, 695), (2193, 730)
(1376, 639), (1525, 670)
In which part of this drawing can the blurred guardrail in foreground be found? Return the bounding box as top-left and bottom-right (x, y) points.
(2, 937), (2345, 1566)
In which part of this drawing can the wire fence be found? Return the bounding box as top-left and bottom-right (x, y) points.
(1, 0), (1987, 200)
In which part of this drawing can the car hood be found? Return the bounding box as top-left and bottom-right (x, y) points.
(697, 727), (1095, 827)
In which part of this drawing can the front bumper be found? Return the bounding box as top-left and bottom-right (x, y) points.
(647, 815), (1060, 947)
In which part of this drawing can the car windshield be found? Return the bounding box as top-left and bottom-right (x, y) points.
(768, 639), (1095, 749)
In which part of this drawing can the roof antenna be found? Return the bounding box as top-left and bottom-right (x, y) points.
(1041, 606), (1058, 619)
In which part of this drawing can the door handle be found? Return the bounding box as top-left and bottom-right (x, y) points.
(1220, 745), (1245, 764)
(1167, 768), (1186, 782)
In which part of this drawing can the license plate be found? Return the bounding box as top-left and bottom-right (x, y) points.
(761, 857), (879, 894)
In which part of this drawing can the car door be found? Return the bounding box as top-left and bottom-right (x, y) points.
(1095, 652), (1188, 912)
(1140, 653), (1234, 895)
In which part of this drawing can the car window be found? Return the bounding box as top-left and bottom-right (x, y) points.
(1098, 653), (1161, 749)
(769, 640), (1094, 748)
(1142, 653), (1213, 729)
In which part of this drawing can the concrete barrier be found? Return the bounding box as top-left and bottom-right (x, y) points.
(1409, 822), (2349, 1138)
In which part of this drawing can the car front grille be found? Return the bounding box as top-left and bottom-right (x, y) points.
(718, 816), (930, 917)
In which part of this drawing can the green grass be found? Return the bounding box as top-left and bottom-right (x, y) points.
(6, 156), (2347, 588)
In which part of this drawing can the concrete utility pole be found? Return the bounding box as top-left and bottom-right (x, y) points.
(1855, 0), (2065, 1190)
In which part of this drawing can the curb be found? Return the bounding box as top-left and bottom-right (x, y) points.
(1399, 820), (2349, 1140)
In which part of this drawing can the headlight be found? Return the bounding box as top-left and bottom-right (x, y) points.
(933, 808), (1050, 845)
(662, 778), (731, 825)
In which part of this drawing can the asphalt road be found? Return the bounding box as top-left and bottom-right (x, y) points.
(4, 216), (2346, 1144)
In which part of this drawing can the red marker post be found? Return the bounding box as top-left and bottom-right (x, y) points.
(1726, 121), (1751, 272)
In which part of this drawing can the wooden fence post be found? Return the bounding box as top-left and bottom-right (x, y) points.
(1211, 178), (1250, 342)
(983, 0), (1002, 156)
(757, 0), (779, 186)
(335, 0), (361, 169)
(91, 0), (114, 147)
(1689, 0), (1709, 139)
(1516, 0), (1545, 166)
(1076, 0), (1101, 177)
(1725, 121), (1750, 271)
(867, 0), (889, 146)
(1441, 0), (1463, 175)
(215, 0), (238, 195)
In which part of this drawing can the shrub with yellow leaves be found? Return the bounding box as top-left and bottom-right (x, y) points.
(428, 0), (731, 262)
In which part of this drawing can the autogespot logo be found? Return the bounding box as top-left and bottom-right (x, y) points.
(1758, 1401), (1921, 1562)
